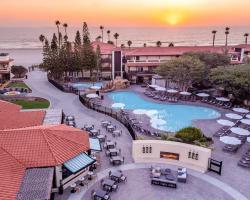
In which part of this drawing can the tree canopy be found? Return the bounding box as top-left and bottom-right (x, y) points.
(210, 64), (250, 103)
(39, 21), (98, 81)
(155, 56), (207, 91)
(11, 65), (28, 78)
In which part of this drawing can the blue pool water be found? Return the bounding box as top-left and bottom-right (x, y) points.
(69, 82), (103, 90)
(108, 91), (221, 132)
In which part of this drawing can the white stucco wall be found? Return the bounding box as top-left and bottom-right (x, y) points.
(132, 140), (212, 173)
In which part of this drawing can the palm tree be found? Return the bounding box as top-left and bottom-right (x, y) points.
(127, 40), (132, 48)
(143, 43), (147, 47)
(114, 33), (119, 47)
(107, 30), (111, 42)
(244, 33), (249, 45)
(212, 30), (217, 47)
(96, 35), (102, 41)
(121, 44), (125, 48)
(55, 20), (61, 48)
(39, 34), (45, 44)
(156, 41), (162, 47)
(100, 26), (104, 42)
(63, 23), (68, 36)
(225, 27), (230, 47)
(168, 42), (174, 47)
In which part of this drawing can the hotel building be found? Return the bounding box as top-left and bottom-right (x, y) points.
(0, 53), (13, 83)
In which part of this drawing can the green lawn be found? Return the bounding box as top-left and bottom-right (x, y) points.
(8, 82), (29, 89)
(12, 99), (50, 109)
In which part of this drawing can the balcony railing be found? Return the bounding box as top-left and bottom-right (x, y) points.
(127, 59), (169, 63)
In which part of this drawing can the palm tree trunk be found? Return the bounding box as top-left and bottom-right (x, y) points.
(212, 35), (215, 47)
(245, 37), (248, 45)
(57, 26), (60, 49)
(225, 35), (228, 47)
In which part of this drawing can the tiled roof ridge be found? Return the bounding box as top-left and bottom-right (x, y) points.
(0, 146), (26, 168)
(50, 129), (88, 146)
(41, 130), (58, 164)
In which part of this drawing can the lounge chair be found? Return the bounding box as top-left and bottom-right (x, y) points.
(223, 144), (238, 153)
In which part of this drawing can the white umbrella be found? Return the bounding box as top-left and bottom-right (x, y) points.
(150, 118), (167, 125)
(148, 84), (158, 88)
(196, 93), (209, 97)
(217, 119), (235, 127)
(247, 137), (250, 142)
(167, 89), (178, 93)
(230, 127), (250, 136)
(240, 119), (250, 126)
(216, 97), (230, 102)
(233, 108), (249, 114)
(86, 93), (98, 98)
(246, 114), (250, 119)
(225, 113), (243, 120)
(90, 86), (101, 90)
(155, 87), (166, 91)
(133, 109), (147, 115)
(112, 103), (125, 109)
(220, 136), (241, 145)
(180, 91), (191, 96)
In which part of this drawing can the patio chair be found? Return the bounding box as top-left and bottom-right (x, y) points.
(223, 144), (238, 153)
(112, 184), (118, 191)
(120, 175), (127, 182)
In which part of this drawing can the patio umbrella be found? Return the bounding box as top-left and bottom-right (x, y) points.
(225, 113), (243, 120)
(167, 89), (178, 93)
(196, 93), (209, 97)
(230, 127), (250, 136)
(232, 108), (249, 114)
(148, 84), (158, 88)
(133, 109), (147, 115)
(220, 136), (241, 145)
(247, 137), (250, 142)
(240, 119), (250, 126)
(246, 114), (250, 119)
(180, 91), (191, 96)
(90, 86), (101, 90)
(217, 119), (235, 127)
(216, 97), (230, 102)
(86, 93), (98, 98)
(155, 87), (166, 91)
(112, 103), (125, 109)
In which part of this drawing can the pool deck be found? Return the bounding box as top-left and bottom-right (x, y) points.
(25, 72), (250, 200)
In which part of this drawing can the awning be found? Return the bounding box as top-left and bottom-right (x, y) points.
(89, 138), (102, 151)
(64, 153), (95, 173)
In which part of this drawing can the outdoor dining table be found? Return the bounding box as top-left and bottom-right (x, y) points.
(107, 125), (115, 132)
(110, 156), (123, 165)
(106, 148), (119, 157)
(97, 134), (106, 142)
(102, 179), (116, 192)
(110, 171), (122, 182)
(101, 121), (111, 127)
(85, 125), (94, 131)
(90, 129), (99, 137)
(94, 189), (109, 200)
(105, 141), (115, 149)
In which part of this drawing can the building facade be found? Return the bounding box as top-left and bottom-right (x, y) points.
(0, 53), (13, 83)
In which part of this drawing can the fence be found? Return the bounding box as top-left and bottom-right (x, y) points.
(79, 95), (137, 140)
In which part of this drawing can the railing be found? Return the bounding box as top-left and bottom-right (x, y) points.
(127, 59), (169, 64)
(79, 95), (137, 140)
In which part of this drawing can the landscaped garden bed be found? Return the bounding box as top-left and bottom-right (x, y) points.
(11, 98), (50, 109)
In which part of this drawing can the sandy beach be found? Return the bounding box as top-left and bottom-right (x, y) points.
(0, 48), (42, 68)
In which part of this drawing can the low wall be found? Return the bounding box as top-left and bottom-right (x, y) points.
(132, 140), (211, 173)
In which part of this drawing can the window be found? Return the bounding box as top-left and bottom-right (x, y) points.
(160, 152), (179, 160)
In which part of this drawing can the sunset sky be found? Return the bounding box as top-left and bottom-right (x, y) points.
(1, 0), (250, 27)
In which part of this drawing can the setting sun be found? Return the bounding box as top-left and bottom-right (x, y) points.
(166, 13), (182, 25)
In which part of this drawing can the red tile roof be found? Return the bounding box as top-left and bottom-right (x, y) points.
(0, 124), (90, 200)
(0, 100), (21, 112)
(123, 46), (233, 56)
(0, 110), (45, 130)
(92, 41), (115, 55)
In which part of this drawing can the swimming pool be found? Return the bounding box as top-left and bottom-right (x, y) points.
(69, 82), (103, 90)
(108, 91), (221, 132)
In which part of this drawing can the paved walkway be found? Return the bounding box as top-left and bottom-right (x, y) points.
(70, 163), (248, 200)
(25, 71), (250, 200)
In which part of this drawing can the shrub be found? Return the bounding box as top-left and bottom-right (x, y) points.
(175, 127), (203, 143)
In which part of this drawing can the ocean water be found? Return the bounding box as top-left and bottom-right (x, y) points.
(0, 26), (249, 66)
(1, 26), (250, 49)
